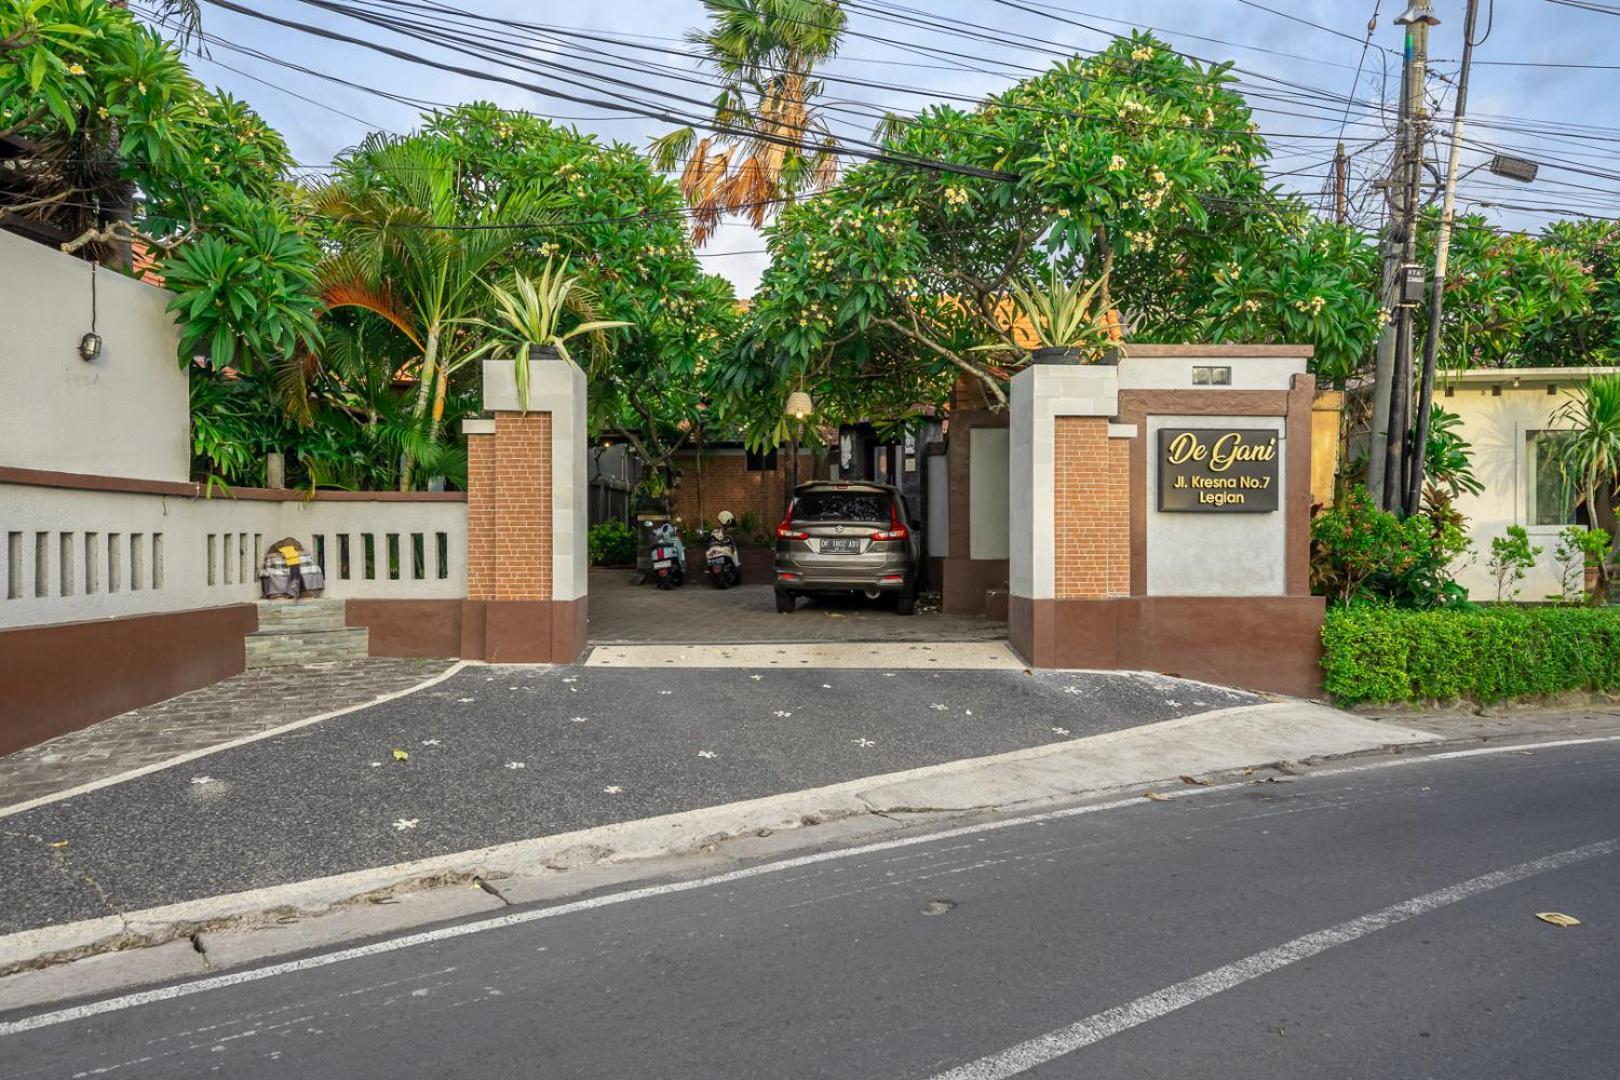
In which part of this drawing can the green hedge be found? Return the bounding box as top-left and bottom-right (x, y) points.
(1322, 605), (1620, 705)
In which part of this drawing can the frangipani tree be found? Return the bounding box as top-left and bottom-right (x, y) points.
(726, 33), (1381, 433)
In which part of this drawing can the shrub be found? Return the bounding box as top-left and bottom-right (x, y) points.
(1311, 485), (1468, 609)
(1554, 526), (1612, 604)
(588, 520), (638, 566)
(1486, 525), (1542, 602)
(1322, 605), (1620, 705)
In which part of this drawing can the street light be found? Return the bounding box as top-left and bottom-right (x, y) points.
(1488, 153), (1539, 184)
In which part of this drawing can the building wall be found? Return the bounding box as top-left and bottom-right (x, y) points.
(669, 448), (828, 537)
(1144, 414), (1288, 596)
(0, 231), (189, 483)
(1445, 381), (1589, 601)
(1052, 416), (1130, 598)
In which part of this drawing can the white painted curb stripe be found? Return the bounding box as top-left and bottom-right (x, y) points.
(0, 661), (473, 819)
(3, 734), (1617, 1037)
(930, 835), (1620, 1080)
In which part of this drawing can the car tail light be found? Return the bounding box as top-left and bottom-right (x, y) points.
(777, 571), (801, 581)
(870, 504), (910, 543)
(776, 501), (808, 541)
(880, 574), (905, 583)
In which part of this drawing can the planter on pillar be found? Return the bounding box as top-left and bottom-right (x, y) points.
(460, 356), (589, 663)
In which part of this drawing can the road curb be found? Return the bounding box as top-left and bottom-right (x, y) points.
(0, 701), (1437, 980)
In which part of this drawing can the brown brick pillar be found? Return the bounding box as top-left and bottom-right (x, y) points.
(1053, 416), (1131, 600)
(460, 366), (587, 665)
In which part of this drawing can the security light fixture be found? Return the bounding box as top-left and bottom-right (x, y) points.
(1488, 154), (1538, 184)
(78, 332), (102, 362)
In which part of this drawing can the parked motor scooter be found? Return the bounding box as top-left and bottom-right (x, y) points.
(646, 521), (686, 589)
(704, 510), (742, 589)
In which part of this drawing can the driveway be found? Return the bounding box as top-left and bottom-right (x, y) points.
(586, 568), (1006, 644)
(0, 663), (1257, 936)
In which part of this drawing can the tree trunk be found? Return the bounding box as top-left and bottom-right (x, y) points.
(401, 326), (440, 491)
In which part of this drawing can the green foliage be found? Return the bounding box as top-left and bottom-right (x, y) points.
(588, 520), (638, 566)
(731, 33), (1381, 439)
(477, 261), (632, 411)
(1321, 605), (1620, 705)
(1422, 405), (1483, 499)
(1311, 486), (1469, 609)
(974, 268), (1112, 354)
(1486, 525), (1542, 603)
(1554, 526), (1612, 605)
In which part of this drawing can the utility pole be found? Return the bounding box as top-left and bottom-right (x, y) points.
(1382, 0), (1439, 515)
(1333, 142), (1349, 224)
(1405, 0), (1480, 516)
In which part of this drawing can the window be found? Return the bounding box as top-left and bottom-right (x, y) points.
(745, 448), (778, 472)
(792, 491), (892, 525)
(1526, 431), (1578, 526)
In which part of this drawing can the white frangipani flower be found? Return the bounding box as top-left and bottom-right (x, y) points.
(393, 818), (419, 831)
(190, 776), (215, 786)
(602, 785), (623, 795)
(505, 761), (526, 770)
(852, 737), (876, 748)
(1052, 727), (1071, 736)
(698, 750), (717, 759)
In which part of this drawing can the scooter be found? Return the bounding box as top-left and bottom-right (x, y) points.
(704, 518), (741, 589)
(647, 521), (686, 590)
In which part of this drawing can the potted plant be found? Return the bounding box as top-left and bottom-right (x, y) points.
(477, 259), (631, 411)
(974, 268), (1114, 365)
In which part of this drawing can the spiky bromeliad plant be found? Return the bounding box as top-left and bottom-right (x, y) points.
(972, 269), (1115, 363)
(479, 260), (631, 411)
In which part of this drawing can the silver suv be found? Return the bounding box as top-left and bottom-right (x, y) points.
(774, 482), (921, 615)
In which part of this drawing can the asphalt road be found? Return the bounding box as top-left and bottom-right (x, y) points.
(5, 739), (1618, 1079)
(0, 666), (1254, 934)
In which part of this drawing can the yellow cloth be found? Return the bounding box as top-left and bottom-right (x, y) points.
(277, 544), (302, 566)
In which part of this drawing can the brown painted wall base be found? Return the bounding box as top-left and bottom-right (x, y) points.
(459, 598), (586, 664)
(1009, 594), (1325, 698)
(0, 604), (257, 757)
(346, 599), (464, 659)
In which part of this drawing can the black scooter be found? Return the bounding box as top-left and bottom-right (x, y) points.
(704, 526), (741, 588)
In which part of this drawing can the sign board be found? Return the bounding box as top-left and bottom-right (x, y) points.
(1158, 428), (1279, 512)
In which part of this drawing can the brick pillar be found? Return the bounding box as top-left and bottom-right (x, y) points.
(460, 358), (588, 663)
(1052, 416), (1130, 599)
(1006, 363), (1133, 667)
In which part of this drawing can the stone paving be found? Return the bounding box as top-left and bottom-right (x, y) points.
(0, 659), (455, 810)
(586, 568), (1006, 644)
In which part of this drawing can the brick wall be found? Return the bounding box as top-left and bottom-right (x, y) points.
(1053, 416), (1130, 599)
(493, 412), (552, 601)
(670, 451), (826, 535)
(466, 430), (494, 600)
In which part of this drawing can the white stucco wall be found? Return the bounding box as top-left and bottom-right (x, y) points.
(969, 427), (1010, 560)
(1444, 381), (1590, 601)
(1145, 415), (1288, 596)
(0, 231), (189, 482)
(0, 483), (468, 630)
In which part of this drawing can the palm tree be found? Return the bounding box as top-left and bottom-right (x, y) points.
(308, 135), (555, 489)
(649, 0), (846, 244)
(1555, 373), (1620, 598)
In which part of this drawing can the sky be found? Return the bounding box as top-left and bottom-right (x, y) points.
(148, 0), (1620, 296)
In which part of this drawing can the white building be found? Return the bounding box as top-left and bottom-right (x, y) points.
(1441, 366), (1619, 601)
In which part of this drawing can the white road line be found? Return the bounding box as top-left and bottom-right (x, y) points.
(0, 661), (472, 819)
(929, 836), (1620, 1080)
(2, 734), (1618, 1037)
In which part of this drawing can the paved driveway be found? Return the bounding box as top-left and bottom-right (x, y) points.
(0, 663), (1257, 935)
(586, 568), (1006, 644)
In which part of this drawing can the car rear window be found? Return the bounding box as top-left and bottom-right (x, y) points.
(793, 491), (891, 524)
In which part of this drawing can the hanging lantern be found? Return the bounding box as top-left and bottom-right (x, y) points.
(786, 391), (814, 420)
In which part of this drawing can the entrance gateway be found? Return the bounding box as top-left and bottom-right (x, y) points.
(460, 345), (1323, 695)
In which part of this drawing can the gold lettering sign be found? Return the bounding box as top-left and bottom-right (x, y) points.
(1158, 428), (1280, 513)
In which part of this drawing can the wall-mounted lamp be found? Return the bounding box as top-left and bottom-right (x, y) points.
(79, 261), (102, 362)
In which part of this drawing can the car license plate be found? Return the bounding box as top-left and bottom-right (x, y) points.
(653, 559), (672, 569)
(820, 538), (859, 553)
